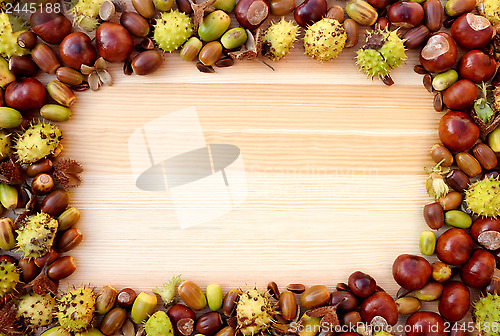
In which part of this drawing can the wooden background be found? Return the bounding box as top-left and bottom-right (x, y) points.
(54, 17), (441, 296)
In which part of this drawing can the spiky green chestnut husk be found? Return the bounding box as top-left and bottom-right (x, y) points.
(473, 293), (500, 336)
(16, 212), (58, 259)
(0, 12), (29, 58)
(478, 0), (500, 24)
(145, 311), (174, 336)
(153, 274), (181, 307)
(153, 10), (193, 52)
(69, 0), (107, 31)
(236, 289), (275, 335)
(16, 292), (56, 328)
(0, 131), (11, 160)
(466, 176), (500, 217)
(57, 287), (96, 333)
(15, 122), (62, 164)
(0, 260), (19, 299)
(373, 333), (394, 336)
(355, 28), (406, 79)
(304, 18), (346, 62)
(264, 19), (299, 61)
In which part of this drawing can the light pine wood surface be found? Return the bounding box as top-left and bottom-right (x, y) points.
(53, 21), (442, 297)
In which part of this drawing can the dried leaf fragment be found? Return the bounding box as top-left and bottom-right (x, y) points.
(229, 28), (263, 61)
(53, 158), (84, 188)
(27, 268), (58, 295)
(190, 0), (217, 31)
(0, 300), (23, 336)
(0, 159), (23, 185)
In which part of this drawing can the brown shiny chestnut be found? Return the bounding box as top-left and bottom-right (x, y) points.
(461, 249), (496, 288)
(30, 9), (72, 44)
(406, 311), (447, 336)
(458, 50), (496, 83)
(235, 0), (269, 29)
(419, 32), (457, 73)
(388, 1), (424, 28)
(436, 228), (473, 265)
(59, 32), (98, 70)
(5, 78), (46, 112)
(451, 13), (493, 50)
(294, 0), (327, 26)
(360, 291), (398, 325)
(442, 79), (478, 110)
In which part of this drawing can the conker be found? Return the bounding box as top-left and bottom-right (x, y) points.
(294, 0), (327, 27)
(168, 304), (196, 336)
(419, 32), (457, 73)
(235, 0), (269, 30)
(329, 291), (357, 311)
(30, 9), (72, 44)
(96, 22), (134, 63)
(388, 1), (424, 28)
(442, 79), (477, 110)
(348, 271), (376, 298)
(360, 291), (398, 325)
(461, 249), (496, 288)
(451, 13), (493, 50)
(436, 228), (473, 265)
(438, 282), (470, 321)
(471, 217), (500, 244)
(458, 50), (496, 83)
(59, 32), (98, 70)
(5, 78), (46, 112)
(438, 111), (479, 152)
(392, 254), (431, 291)
(406, 311), (447, 336)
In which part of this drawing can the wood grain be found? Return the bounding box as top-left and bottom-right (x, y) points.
(57, 36), (440, 294)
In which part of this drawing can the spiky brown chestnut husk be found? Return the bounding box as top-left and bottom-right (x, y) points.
(53, 158), (83, 188)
